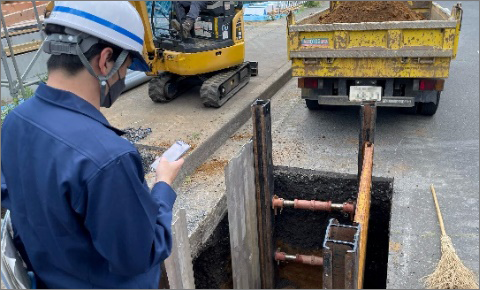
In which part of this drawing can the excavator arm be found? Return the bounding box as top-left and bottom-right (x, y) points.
(129, 1), (158, 69)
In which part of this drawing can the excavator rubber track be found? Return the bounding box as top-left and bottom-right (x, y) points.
(200, 62), (253, 108)
(148, 72), (178, 103)
(149, 72), (202, 103)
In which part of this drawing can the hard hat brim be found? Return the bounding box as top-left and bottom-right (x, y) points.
(129, 51), (150, 72)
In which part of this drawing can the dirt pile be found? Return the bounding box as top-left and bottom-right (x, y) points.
(318, 1), (424, 24)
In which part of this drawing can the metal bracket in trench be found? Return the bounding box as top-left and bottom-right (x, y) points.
(323, 219), (361, 289)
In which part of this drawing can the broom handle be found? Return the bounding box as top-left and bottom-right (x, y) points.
(430, 184), (447, 236)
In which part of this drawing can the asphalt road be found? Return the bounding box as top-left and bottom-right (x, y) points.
(267, 1), (479, 288)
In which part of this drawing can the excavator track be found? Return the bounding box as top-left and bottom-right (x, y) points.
(149, 72), (203, 103)
(200, 62), (252, 108)
(148, 72), (178, 103)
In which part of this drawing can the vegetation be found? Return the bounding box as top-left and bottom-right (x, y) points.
(2, 73), (47, 125)
(303, 1), (322, 8)
(1, 86), (35, 125)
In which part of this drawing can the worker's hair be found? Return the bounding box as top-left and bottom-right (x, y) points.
(44, 24), (123, 76)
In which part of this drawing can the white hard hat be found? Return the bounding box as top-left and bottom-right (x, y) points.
(44, 1), (149, 72)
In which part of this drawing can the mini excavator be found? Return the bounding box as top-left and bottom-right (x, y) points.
(133, 1), (258, 107)
(44, 1), (257, 107)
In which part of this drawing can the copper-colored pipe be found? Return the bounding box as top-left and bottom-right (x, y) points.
(272, 195), (355, 215)
(294, 199), (331, 211)
(274, 251), (323, 266)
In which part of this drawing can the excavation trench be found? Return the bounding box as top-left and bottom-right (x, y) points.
(191, 166), (394, 289)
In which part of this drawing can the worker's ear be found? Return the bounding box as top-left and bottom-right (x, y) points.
(97, 47), (114, 77)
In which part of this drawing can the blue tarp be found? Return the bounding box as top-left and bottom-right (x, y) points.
(146, 1), (171, 37)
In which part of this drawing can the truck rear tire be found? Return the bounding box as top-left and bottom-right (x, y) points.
(418, 92), (440, 116)
(305, 99), (321, 110)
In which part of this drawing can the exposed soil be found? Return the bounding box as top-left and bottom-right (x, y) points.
(193, 214), (233, 289)
(318, 1), (424, 24)
(194, 159), (228, 176)
(273, 166), (394, 289)
(176, 165), (394, 289)
(229, 132), (253, 142)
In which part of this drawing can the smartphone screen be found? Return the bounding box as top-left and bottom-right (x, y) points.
(150, 141), (190, 171)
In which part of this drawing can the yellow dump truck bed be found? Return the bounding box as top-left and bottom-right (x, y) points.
(287, 1), (463, 78)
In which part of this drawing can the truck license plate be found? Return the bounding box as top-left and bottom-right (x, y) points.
(349, 86), (382, 102)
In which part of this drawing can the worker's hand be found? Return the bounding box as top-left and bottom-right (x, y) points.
(155, 157), (184, 186)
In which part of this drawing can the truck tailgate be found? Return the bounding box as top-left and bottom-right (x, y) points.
(287, 2), (463, 78)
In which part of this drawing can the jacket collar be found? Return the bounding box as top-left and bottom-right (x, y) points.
(35, 83), (125, 136)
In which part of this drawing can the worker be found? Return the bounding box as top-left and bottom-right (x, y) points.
(171, 1), (211, 38)
(1, 1), (183, 288)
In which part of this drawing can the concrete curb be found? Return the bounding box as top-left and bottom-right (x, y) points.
(172, 61), (293, 189)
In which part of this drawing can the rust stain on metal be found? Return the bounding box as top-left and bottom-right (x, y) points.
(354, 143), (374, 289)
(272, 195), (356, 216)
(252, 99), (276, 289)
(275, 251), (324, 266)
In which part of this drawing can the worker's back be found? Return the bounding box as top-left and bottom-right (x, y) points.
(1, 83), (163, 288)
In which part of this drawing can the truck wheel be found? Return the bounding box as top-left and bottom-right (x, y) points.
(305, 99), (321, 110)
(418, 92), (440, 116)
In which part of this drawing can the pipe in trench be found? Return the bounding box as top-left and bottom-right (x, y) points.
(274, 251), (324, 266)
(272, 195), (355, 215)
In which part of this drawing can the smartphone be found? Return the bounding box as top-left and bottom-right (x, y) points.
(150, 141), (190, 171)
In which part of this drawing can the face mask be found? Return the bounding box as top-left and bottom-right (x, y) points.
(101, 71), (126, 108)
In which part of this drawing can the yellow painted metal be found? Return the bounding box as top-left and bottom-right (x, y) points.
(129, 1), (157, 67)
(349, 30), (387, 48)
(452, 4), (463, 59)
(1, 27), (39, 39)
(387, 30), (402, 50)
(287, 1), (462, 78)
(214, 17), (219, 39)
(290, 28), (454, 51)
(130, 1), (246, 76)
(292, 57), (452, 78)
(354, 143), (374, 289)
(150, 42), (245, 76)
(232, 8), (244, 44)
(403, 29), (444, 48)
(45, 1), (54, 17)
(4, 40), (42, 57)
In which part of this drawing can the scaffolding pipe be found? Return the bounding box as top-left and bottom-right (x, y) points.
(0, 8), (26, 98)
(31, 1), (44, 40)
(20, 41), (45, 81)
(0, 44), (17, 96)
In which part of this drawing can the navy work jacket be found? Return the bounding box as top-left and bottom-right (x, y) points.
(1, 83), (176, 288)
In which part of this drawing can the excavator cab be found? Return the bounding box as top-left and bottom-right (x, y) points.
(144, 1), (257, 107)
(157, 1), (238, 53)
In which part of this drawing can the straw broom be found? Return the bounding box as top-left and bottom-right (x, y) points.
(423, 184), (479, 289)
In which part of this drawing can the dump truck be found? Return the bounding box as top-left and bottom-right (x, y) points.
(286, 1), (463, 115)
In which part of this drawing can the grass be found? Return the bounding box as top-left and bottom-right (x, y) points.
(2, 72), (47, 125)
(303, 1), (322, 8)
(191, 132), (201, 141)
(1, 86), (35, 125)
